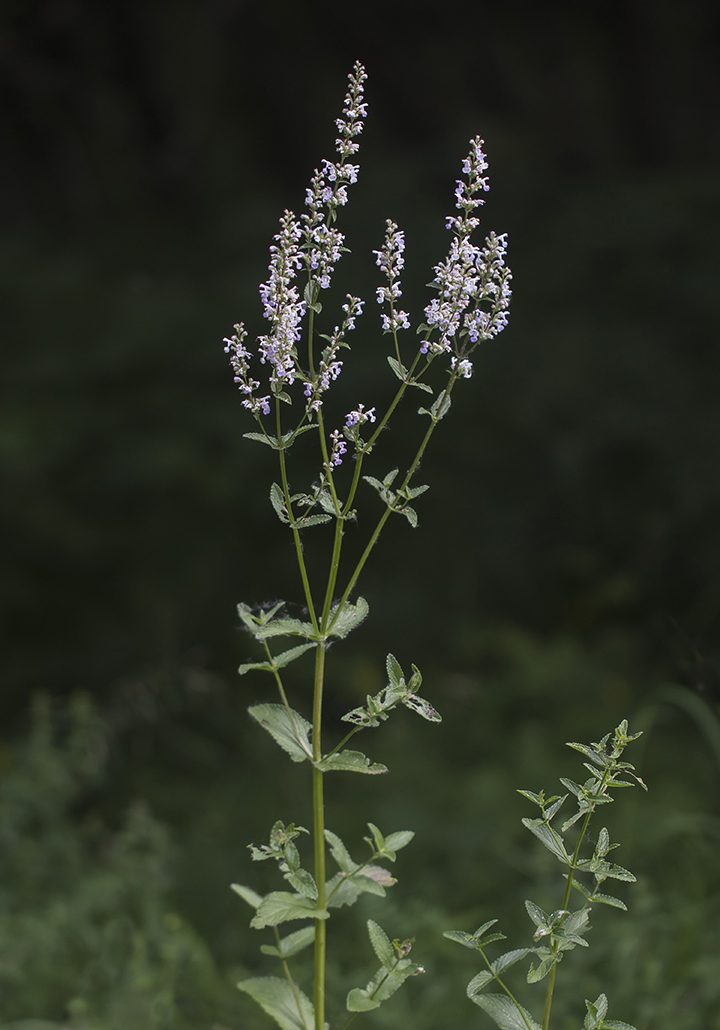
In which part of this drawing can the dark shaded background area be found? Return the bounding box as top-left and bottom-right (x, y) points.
(2, 2), (720, 1028)
(3, 0), (720, 706)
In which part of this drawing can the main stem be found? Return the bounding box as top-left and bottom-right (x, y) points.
(312, 641), (327, 1030)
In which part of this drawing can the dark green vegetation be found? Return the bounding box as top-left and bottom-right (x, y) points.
(1, 2), (720, 1028)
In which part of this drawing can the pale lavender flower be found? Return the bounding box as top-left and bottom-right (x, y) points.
(256, 210), (305, 388)
(301, 63), (367, 293)
(345, 403), (376, 428)
(451, 356), (473, 379)
(374, 219), (411, 336)
(223, 323), (272, 416)
(328, 429), (347, 468)
(421, 136), (511, 363)
(303, 295), (364, 414)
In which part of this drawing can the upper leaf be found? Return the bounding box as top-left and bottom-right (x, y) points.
(314, 749), (388, 774)
(327, 597), (369, 639)
(250, 891), (329, 928)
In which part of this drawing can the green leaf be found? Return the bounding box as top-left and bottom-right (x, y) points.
(270, 483), (290, 523)
(567, 741), (609, 768)
(403, 692), (441, 722)
(250, 892), (329, 928)
(346, 988), (381, 1012)
(470, 993), (542, 1030)
(384, 830), (414, 853)
(260, 926), (316, 959)
(602, 1022), (637, 1030)
(367, 822), (385, 851)
(238, 642), (316, 675)
(386, 654), (404, 689)
(466, 950), (532, 996)
(248, 704), (313, 763)
(328, 596), (369, 639)
(295, 513), (332, 528)
(325, 868), (393, 907)
(250, 618), (317, 641)
(243, 431), (279, 449)
(315, 749), (388, 774)
(522, 818), (569, 862)
(524, 900), (550, 929)
(324, 830), (358, 873)
(567, 878), (628, 910)
(231, 883), (263, 909)
(401, 505), (418, 527)
(411, 379), (434, 393)
(474, 919), (500, 937)
(387, 355), (408, 382)
(284, 868), (318, 900)
(368, 919), (395, 970)
(237, 976), (314, 1030)
(527, 953), (560, 983)
(444, 930), (479, 951)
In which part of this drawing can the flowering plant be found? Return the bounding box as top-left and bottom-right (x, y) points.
(224, 61), (641, 1030)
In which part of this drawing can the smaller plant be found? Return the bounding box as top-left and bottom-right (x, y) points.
(445, 720), (647, 1030)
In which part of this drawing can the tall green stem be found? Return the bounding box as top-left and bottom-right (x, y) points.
(312, 641), (327, 1030)
(540, 767), (612, 1030)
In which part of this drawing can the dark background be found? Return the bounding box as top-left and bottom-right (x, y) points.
(2, 2), (720, 1028)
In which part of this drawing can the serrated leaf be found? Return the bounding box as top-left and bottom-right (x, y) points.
(517, 790), (543, 806)
(401, 506), (418, 527)
(478, 932), (508, 946)
(251, 618), (317, 641)
(315, 749), (387, 774)
(403, 693), (442, 722)
(328, 596), (369, 639)
(386, 653), (404, 689)
(411, 379), (433, 393)
(368, 919), (395, 970)
(567, 742), (609, 767)
(324, 830), (358, 874)
(602, 1021), (637, 1029)
(430, 393), (452, 420)
(527, 954), (560, 983)
(284, 868), (318, 900)
(231, 883), (263, 909)
(567, 878), (628, 910)
(470, 993), (542, 1030)
(270, 483), (289, 523)
(248, 704), (313, 763)
(237, 976), (314, 1030)
(559, 777), (583, 797)
(525, 900), (549, 929)
(243, 432), (279, 449)
(260, 926), (316, 959)
(522, 818), (569, 862)
(250, 892), (328, 928)
(346, 988), (381, 1012)
(295, 513), (332, 528)
(545, 794), (568, 821)
(384, 830), (414, 853)
(494, 949), (533, 976)
(387, 355), (408, 382)
(238, 642), (316, 675)
(325, 870), (389, 908)
(467, 970), (493, 995)
(444, 930), (479, 950)
(474, 919), (500, 937)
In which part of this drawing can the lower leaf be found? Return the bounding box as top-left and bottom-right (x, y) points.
(238, 975), (314, 1030)
(471, 993), (541, 1030)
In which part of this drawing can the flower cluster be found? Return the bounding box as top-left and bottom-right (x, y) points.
(327, 429), (348, 469)
(257, 211), (305, 387)
(374, 219), (411, 335)
(345, 403), (377, 429)
(303, 295), (365, 414)
(223, 323), (270, 416)
(301, 63), (367, 291)
(421, 136), (511, 361)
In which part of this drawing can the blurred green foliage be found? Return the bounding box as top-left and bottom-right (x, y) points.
(1, 630), (718, 1028)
